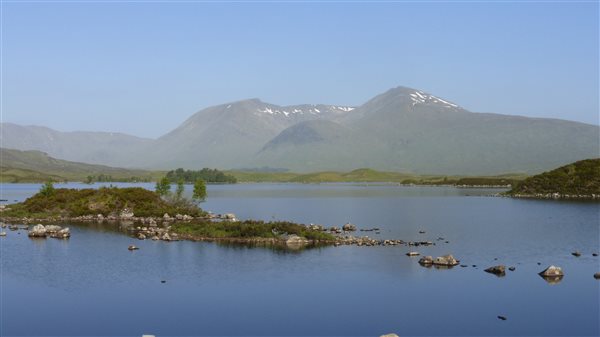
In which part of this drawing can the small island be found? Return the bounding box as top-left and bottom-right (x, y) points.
(505, 159), (600, 200)
(0, 184), (398, 248)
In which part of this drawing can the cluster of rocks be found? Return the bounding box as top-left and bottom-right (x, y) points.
(27, 224), (70, 239)
(508, 193), (599, 200)
(129, 225), (179, 242)
(207, 213), (238, 221)
(334, 236), (404, 247)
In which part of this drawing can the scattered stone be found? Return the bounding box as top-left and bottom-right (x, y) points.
(128, 245), (139, 251)
(160, 280), (166, 284)
(572, 251), (581, 257)
(508, 267), (516, 271)
(460, 264), (468, 268)
(472, 264), (477, 267)
(406, 251), (420, 257)
(419, 230), (426, 234)
(497, 315), (507, 321)
(161, 233), (172, 241)
(593, 253), (598, 257)
(342, 223), (357, 232)
(380, 334), (399, 337)
(138, 233), (147, 240)
(151, 236), (159, 241)
(433, 254), (459, 266)
(484, 265), (506, 276)
(0, 232), (6, 237)
(593, 272), (600, 280)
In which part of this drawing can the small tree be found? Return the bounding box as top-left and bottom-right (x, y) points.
(155, 177), (171, 197)
(39, 181), (55, 197)
(175, 179), (185, 200)
(193, 178), (207, 202)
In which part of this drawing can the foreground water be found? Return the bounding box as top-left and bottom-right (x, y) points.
(1, 183), (599, 337)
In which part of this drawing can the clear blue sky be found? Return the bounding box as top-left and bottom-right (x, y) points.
(2, 1), (598, 138)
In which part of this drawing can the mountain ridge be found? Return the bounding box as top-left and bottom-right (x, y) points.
(2, 85), (598, 175)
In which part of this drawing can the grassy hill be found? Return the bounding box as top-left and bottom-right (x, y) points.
(0, 148), (160, 183)
(3, 186), (203, 218)
(507, 159), (600, 197)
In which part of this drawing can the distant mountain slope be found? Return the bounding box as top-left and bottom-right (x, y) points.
(138, 99), (355, 169)
(0, 148), (156, 182)
(0, 123), (152, 167)
(3, 85), (598, 175)
(507, 158), (600, 197)
(255, 86), (600, 174)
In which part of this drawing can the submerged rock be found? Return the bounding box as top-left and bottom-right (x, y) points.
(508, 266), (516, 271)
(485, 265), (506, 276)
(571, 251), (581, 257)
(380, 334), (399, 337)
(594, 272), (600, 280)
(406, 251), (420, 257)
(128, 245), (139, 251)
(497, 315), (507, 321)
(0, 232), (6, 237)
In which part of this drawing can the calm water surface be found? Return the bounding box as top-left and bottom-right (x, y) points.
(1, 183), (599, 336)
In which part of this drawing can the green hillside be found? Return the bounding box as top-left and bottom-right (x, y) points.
(0, 148), (160, 183)
(507, 159), (600, 197)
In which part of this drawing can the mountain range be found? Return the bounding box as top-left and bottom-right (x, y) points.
(2, 86), (598, 175)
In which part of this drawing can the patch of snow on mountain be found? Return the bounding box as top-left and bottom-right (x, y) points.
(410, 91), (459, 109)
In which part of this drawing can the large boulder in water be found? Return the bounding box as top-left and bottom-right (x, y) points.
(539, 265), (564, 284)
(539, 265), (563, 277)
(433, 254), (459, 266)
(28, 224), (47, 238)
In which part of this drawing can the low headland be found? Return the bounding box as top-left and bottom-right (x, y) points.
(504, 159), (600, 200)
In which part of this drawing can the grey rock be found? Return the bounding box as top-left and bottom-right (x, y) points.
(418, 256), (433, 265)
(342, 223), (357, 232)
(433, 254), (459, 266)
